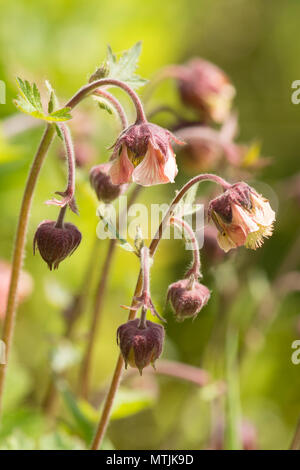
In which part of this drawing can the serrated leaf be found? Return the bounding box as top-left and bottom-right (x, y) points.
(54, 124), (64, 140)
(96, 98), (113, 115)
(15, 78), (72, 123)
(45, 80), (59, 113)
(48, 107), (72, 121)
(105, 42), (147, 89)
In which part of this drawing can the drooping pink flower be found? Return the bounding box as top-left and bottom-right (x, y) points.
(109, 122), (183, 186)
(208, 182), (275, 252)
(177, 59), (236, 123)
(0, 260), (33, 319)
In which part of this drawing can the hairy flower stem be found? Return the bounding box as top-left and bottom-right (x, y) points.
(78, 184), (142, 399)
(0, 124), (55, 416)
(90, 173), (231, 449)
(67, 78), (147, 123)
(170, 216), (201, 278)
(93, 89), (128, 129)
(46, 123), (77, 212)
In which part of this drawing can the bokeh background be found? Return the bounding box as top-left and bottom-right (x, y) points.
(0, 0), (300, 450)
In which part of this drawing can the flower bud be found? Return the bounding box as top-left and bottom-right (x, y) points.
(109, 122), (183, 186)
(167, 278), (210, 321)
(208, 182), (275, 252)
(90, 163), (126, 203)
(180, 138), (222, 172)
(177, 59), (235, 123)
(117, 319), (165, 375)
(33, 220), (82, 270)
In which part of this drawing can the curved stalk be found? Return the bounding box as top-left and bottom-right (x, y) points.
(169, 216), (201, 278)
(93, 89), (128, 129)
(46, 123), (77, 213)
(66, 78), (147, 123)
(90, 173), (231, 449)
(0, 124), (55, 416)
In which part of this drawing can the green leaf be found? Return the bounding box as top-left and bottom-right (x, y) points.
(45, 80), (59, 113)
(48, 107), (72, 121)
(105, 42), (147, 89)
(96, 97), (114, 115)
(14, 78), (72, 123)
(110, 388), (155, 420)
(58, 380), (94, 443)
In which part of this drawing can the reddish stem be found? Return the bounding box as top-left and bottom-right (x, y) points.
(90, 173), (231, 449)
(170, 216), (201, 278)
(66, 78), (147, 124)
(46, 123), (77, 213)
(93, 89), (128, 129)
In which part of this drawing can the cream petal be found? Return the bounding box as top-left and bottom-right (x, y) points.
(162, 145), (178, 183)
(217, 231), (237, 252)
(132, 146), (170, 186)
(109, 146), (134, 185)
(232, 204), (259, 234)
(251, 193), (275, 227)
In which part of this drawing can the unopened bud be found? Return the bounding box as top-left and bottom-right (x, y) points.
(117, 319), (165, 375)
(167, 278), (210, 321)
(33, 220), (82, 270)
(90, 163), (126, 203)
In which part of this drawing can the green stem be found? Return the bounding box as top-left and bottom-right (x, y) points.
(0, 124), (55, 416)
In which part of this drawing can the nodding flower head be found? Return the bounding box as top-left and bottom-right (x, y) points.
(89, 162), (127, 203)
(167, 277), (210, 321)
(177, 59), (235, 123)
(109, 122), (183, 187)
(117, 319), (165, 375)
(181, 138), (223, 172)
(33, 220), (82, 270)
(208, 182), (275, 252)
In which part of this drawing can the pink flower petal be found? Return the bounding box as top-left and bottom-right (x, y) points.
(133, 145), (170, 186)
(109, 146), (134, 184)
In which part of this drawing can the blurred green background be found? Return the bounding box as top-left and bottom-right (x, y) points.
(0, 0), (300, 450)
